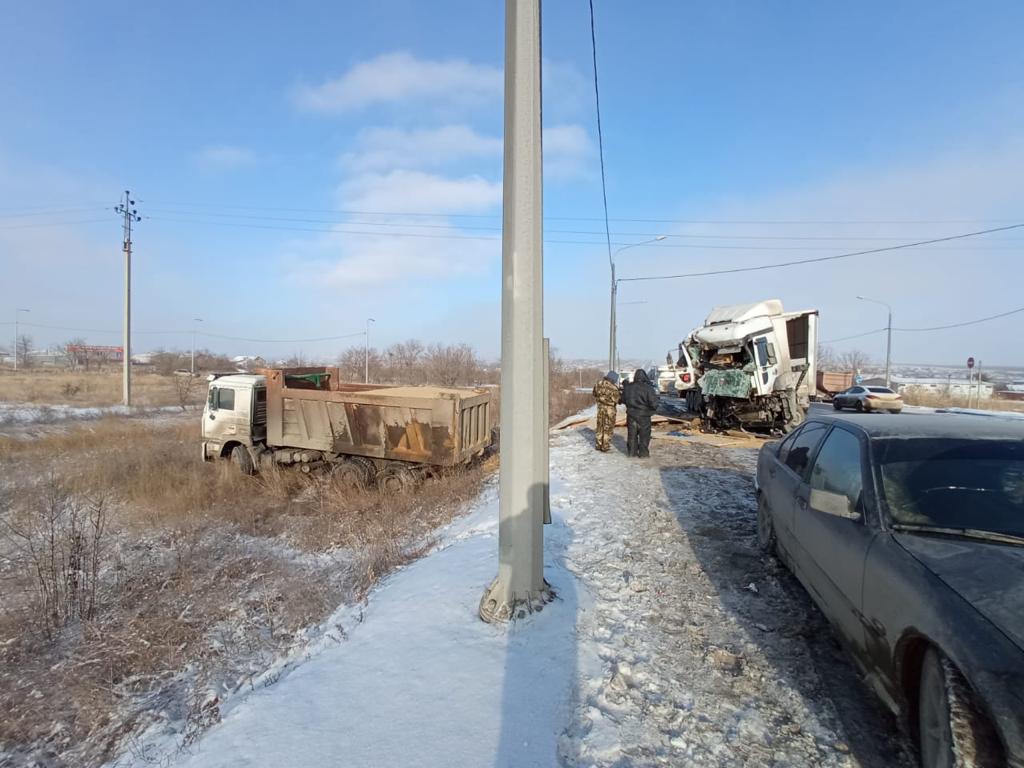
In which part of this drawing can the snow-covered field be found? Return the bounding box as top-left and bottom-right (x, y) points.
(0, 401), (189, 437)
(110, 427), (914, 768)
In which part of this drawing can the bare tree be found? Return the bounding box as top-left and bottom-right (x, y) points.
(816, 344), (838, 371)
(16, 334), (33, 369)
(837, 349), (874, 374)
(384, 340), (425, 384)
(62, 337), (88, 370)
(423, 343), (482, 387)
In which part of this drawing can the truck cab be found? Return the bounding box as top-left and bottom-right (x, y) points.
(201, 374), (267, 461)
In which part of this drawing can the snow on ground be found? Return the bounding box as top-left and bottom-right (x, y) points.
(0, 402), (189, 436)
(110, 427), (915, 768)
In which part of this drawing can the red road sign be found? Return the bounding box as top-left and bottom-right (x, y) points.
(967, 357), (975, 369)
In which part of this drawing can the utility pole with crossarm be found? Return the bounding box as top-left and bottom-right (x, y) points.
(115, 191), (141, 406)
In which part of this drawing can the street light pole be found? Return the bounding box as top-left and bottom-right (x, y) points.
(364, 318), (375, 384)
(856, 295), (893, 387)
(13, 308), (29, 371)
(609, 236), (665, 371)
(191, 318), (203, 376)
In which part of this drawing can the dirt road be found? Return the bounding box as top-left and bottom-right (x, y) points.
(552, 426), (916, 767)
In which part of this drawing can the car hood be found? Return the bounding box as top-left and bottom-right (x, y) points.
(895, 533), (1024, 651)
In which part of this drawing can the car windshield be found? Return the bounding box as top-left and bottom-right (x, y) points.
(874, 437), (1024, 537)
(867, 387), (894, 394)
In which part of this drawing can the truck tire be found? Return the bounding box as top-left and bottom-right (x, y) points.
(348, 456), (377, 483)
(329, 462), (365, 492)
(231, 445), (255, 476)
(377, 465), (417, 494)
(918, 647), (1003, 768)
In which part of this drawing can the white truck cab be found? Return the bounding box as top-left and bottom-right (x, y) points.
(200, 373), (266, 463)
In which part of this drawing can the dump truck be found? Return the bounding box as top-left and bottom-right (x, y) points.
(200, 367), (493, 492)
(682, 300), (818, 433)
(815, 370), (856, 401)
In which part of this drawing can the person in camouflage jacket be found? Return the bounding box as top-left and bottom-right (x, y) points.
(592, 371), (621, 452)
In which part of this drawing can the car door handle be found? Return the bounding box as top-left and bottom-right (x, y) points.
(768, 468), (776, 478)
(797, 497), (807, 509)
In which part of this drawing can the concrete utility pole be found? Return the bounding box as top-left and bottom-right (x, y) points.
(364, 317), (375, 384)
(13, 308), (29, 371)
(480, 0), (552, 623)
(191, 317), (203, 376)
(609, 237), (665, 372)
(115, 191), (141, 406)
(856, 295), (892, 387)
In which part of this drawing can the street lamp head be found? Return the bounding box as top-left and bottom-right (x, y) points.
(654, 235), (667, 242)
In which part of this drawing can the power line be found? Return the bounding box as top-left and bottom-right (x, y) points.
(144, 207), (1024, 242)
(820, 304), (1024, 343)
(618, 223), (1024, 282)
(141, 199), (1021, 226)
(0, 217), (111, 230)
(587, 0), (614, 276)
(143, 215), (1020, 252)
(820, 329), (887, 344)
(893, 304), (1024, 332)
(0, 319), (368, 344)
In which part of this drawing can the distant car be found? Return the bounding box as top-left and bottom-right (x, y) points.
(832, 385), (903, 413)
(755, 412), (1024, 766)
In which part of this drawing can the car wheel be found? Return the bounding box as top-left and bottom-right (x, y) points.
(892, 409), (902, 415)
(756, 493), (777, 555)
(918, 647), (1003, 768)
(832, 400), (843, 410)
(855, 400), (864, 413)
(231, 445), (254, 476)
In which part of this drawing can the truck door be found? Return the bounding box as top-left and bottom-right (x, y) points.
(752, 336), (779, 395)
(203, 384), (250, 443)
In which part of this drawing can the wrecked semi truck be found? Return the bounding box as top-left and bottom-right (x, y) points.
(200, 367), (493, 492)
(683, 300), (818, 434)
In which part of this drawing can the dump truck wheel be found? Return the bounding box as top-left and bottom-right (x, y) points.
(329, 462), (365, 492)
(348, 456), (377, 483)
(377, 465), (417, 494)
(231, 446), (254, 476)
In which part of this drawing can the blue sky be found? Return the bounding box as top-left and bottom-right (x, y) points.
(1, 1), (1022, 367)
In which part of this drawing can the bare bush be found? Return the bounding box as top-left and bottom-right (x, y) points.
(1, 475), (108, 634)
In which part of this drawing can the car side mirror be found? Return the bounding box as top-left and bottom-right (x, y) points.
(809, 488), (861, 521)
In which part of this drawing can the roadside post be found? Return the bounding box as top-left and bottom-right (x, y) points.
(479, 0), (552, 623)
(967, 356), (975, 407)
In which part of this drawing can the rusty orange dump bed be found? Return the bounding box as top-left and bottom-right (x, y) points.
(260, 367), (492, 466)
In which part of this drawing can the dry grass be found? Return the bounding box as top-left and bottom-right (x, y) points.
(0, 417), (494, 767)
(0, 370), (204, 408)
(900, 389), (1024, 413)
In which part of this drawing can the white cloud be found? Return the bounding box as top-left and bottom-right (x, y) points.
(291, 230), (497, 288)
(340, 125), (502, 173)
(339, 170), (501, 214)
(193, 145), (257, 171)
(293, 52), (502, 114)
(543, 123), (595, 181)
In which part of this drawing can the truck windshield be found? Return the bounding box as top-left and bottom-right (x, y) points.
(875, 437), (1024, 537)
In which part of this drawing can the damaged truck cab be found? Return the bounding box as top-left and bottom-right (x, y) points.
(684, 300), (818, 434)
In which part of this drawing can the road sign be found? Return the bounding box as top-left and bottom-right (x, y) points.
(967, 357), (975, 369)
(854, 374), (864, 384)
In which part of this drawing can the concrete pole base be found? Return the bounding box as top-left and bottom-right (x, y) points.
(478, 578), (554, 623)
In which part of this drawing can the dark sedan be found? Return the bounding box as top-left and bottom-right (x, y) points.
(754, 411), (1024, 767)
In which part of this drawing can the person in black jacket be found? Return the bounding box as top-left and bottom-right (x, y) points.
(620, 368), (659, 458)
